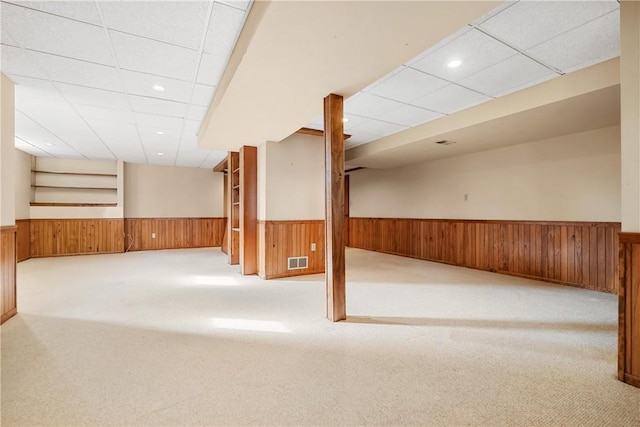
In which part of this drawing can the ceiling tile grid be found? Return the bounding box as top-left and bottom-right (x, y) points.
(307, 0), (620, 150)
(0, 0), (252, 168)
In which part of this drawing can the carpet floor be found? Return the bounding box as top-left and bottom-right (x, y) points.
(1, 247), (639, 426)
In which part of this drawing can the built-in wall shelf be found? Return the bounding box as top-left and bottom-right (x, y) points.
(30, 202), (118, 207)
(31, 158), (119, 207)
(232, 227), (240, 232)
(31, 170), (117, 177)
(31, 185), (117, 190)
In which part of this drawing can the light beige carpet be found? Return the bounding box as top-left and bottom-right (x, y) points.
(1, 247), (638, 426)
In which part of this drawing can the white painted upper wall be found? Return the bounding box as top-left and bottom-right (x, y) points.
(14, 148), (32, 220)
(260, 134), (324, 221)
(124, 163), (223, 218)
(1, 74), (16, 226)
(350, 126), (621, 222)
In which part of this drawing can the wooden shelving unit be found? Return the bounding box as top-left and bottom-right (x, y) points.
(222, 148), (257, 274)
(30, 166), (118, 208)
(227, 152), (240, 265)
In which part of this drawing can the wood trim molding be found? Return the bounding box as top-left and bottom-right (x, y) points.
(213, 156), (228, 173)
(0, 225), (17, 231)
(296, 127), (351, 140)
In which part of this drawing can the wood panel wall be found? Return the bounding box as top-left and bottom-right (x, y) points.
(124, 217), (225, 251)
(618, 232), (640, 388)
(16, 219), (30, 262)
(258, 220), (325, 279)
(350, 218), (620, 293)
(30, 219), (124, 258)
(1, 226), (17, 324)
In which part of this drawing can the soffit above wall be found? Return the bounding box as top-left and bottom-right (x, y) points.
(198, 0), (501, 151)
(345, 58), (620, 169)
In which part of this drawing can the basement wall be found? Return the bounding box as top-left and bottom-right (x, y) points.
(349, 125), (621, 293)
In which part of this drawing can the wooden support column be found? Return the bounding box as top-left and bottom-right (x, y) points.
(619, 0), (640, 389)
(324, 93), (346, 322)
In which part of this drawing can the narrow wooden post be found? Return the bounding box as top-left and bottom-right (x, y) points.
(324, 93), (346, 322)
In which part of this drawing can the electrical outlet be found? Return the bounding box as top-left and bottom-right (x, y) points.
(152, 232), (156, 239)
(311, 243), (316, 251)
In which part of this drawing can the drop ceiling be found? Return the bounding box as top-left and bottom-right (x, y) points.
(1, 0), (251, 168)
(0, 0), (623, 169)
(308, 0), (620, 149)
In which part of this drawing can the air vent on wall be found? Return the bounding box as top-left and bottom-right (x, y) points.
(288, 256), (308, 270)
(435, 140), (456, 145)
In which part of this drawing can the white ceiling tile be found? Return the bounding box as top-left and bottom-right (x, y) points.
(109, 148), (147, 164)
(120, 70), (192, 103)
(15, 111), (64, 146)
(16, 97), (107, 148)
(129, 95), (188, 118)
(187, 104), (207, 121)
(1, 29), (19, 47)
(179, 134), (199, 150)
(56, 83), (128, 109)
(200, 152), (227, 168)
(15, 137), (52, 157)
(216, 0), (252, 12)
(196, 53), (227, 85)
(457, 55), (558, 98)
(378, 105), (444, 127)
(350, 119), (407, 138)
(411, 84), (491, 115)
(12, 76), (64, 101)
(478, 0), (619, 51)
(134, 112), (185, 131)
(10, 1), (102, 25)
(343, 114), (372, 132)
(32, 51), (122, 91)
(183, 120), (202, 136)
(137, 125), (181, 142)
(203, 2), (245, 55)
(344, 92), (405, 119)
(100, 1), (209, 50)
(191, 84), (216, 106)
(526, 11), (619, 74)
(365, 67), (449, 104)
(0, 45), (48, 79)
(110, 31), (199, 81)
(75, 104), (134, 125)
(2, 3), (114, 65)
(409, 28), (518, 82)
(345, 132), (377, 147)
(88, 122), (142, 149)
(471, 1), (517, 26)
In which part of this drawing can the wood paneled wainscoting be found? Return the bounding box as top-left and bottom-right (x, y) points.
(618, 233), (640, 388)
(124, 217), (225, 251)
(16, 219), (30, 262)
(1, 226), (17, 324)
(30, 219), (124, 258)
(349, 218), (621, 293)
(258, 220), (325, 279)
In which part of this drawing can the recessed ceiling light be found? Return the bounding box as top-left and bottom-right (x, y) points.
(447, 59), (462, 69)
(157, 152), (165, 156)
(156, 131), (165, 135)
(45, 143), (54, 146)
(152, 84), (165, 92)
